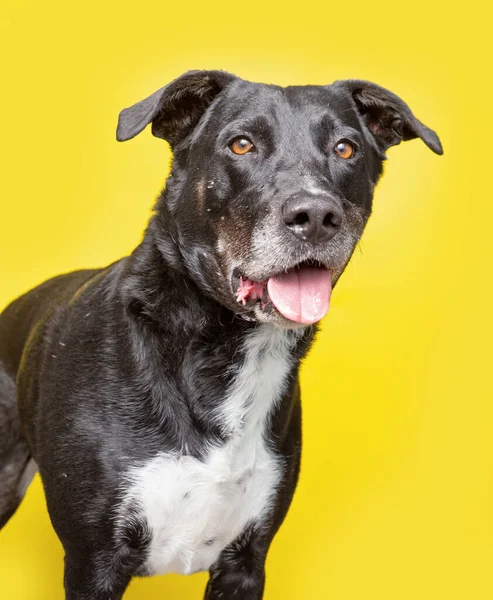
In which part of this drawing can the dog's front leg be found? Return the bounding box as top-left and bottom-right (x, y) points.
(63, 554), (132, 600)
(204, 534), (268, 600)
(205, 565), (265, 600)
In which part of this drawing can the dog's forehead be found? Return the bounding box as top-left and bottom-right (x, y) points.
(284, 83), (347, 107)
(215, 79), (352, 122)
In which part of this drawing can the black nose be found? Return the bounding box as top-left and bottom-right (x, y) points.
(282, 196), (343, 244)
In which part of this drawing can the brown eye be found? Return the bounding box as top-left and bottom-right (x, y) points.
(230, 137), (255, 155)
(335, 141), (355, 159)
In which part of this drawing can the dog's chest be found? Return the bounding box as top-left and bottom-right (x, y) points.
(119, 327), (296, 576)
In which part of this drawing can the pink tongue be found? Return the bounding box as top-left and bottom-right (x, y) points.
(267, 268), (332, 324)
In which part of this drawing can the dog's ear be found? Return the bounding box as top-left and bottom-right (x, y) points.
(116, 70), (236, 146)
(336, 80), (443, 155)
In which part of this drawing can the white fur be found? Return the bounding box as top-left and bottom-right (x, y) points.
(117, 325), (299, 576)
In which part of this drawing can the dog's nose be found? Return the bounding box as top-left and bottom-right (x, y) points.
(282, 197), (343, 244)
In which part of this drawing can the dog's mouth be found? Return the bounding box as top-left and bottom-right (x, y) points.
(234, 261), (332, 325)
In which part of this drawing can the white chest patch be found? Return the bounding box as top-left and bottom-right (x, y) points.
(117, 326), (298, 576)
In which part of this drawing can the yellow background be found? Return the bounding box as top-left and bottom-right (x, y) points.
(1, 0), (492, 598)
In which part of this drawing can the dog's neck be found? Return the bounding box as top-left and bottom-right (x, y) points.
(117, 218), (314, 451)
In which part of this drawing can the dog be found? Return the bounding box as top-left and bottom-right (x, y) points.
(0, 70), (442, 599)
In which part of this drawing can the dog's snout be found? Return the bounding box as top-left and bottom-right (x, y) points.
(282, 196), (343, 244)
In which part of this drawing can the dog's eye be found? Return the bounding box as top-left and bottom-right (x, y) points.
(230, 137), (255, 155)
(334, 141), (355, 159)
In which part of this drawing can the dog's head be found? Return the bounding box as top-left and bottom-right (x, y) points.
(117, 70), (442, 328)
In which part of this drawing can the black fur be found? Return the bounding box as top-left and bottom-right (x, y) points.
(0, 70), (442, 599)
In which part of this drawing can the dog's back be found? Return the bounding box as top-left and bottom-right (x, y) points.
(0, 268), (103, 528)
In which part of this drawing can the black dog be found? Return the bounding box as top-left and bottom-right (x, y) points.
(0, 70), (442, 599)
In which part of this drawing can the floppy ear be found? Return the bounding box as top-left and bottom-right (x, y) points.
(116, 70), (236, 146)
(337, 80), (443, 155)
